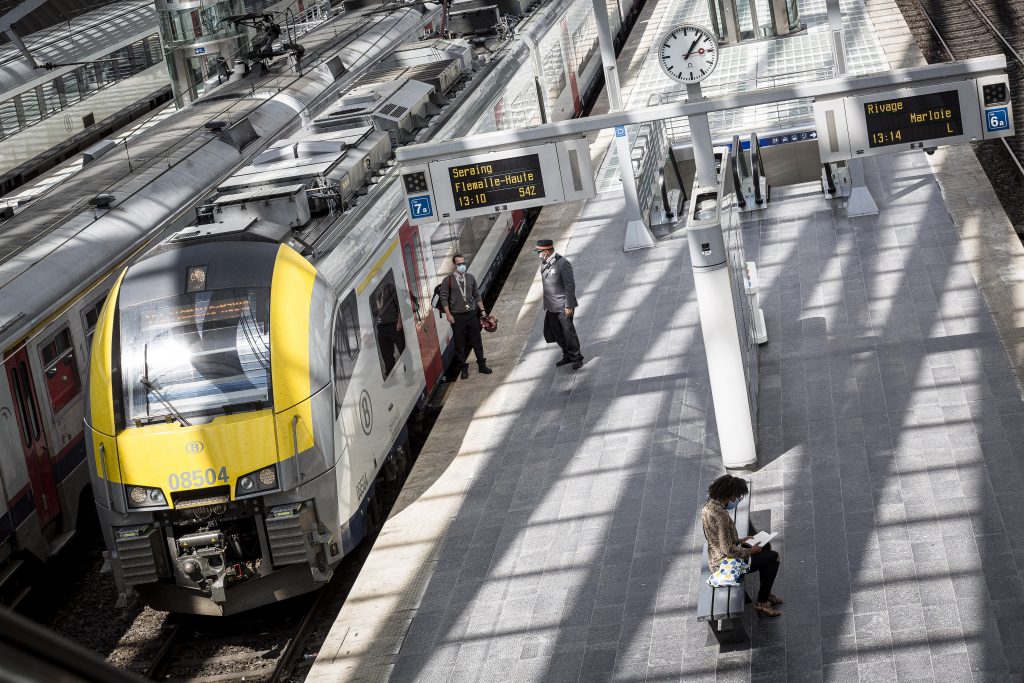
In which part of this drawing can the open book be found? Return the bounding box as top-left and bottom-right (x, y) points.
(744, 531), (777, 547)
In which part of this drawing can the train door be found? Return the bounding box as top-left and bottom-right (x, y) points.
(3, 348), (59, 526)
(399, 222), (444, 392)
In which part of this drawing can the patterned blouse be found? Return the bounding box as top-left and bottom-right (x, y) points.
(701, 499), (751, 572)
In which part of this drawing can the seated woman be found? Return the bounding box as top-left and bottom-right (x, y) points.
(701, 474), (783, 617)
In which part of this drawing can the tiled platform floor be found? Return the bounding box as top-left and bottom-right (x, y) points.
(379, 150), (1024, 681)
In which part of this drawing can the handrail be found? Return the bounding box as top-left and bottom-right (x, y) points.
(658, 170), (673, 222)
(750, 132), (765, 205)
(823, 163), (836, 194)
(667, 145), (686, 201)
(731, 134), (746, 209)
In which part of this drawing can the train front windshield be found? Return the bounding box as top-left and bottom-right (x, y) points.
(120, 288), (272, 424)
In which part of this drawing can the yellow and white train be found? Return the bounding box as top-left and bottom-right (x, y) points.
(78, 0), (635, 614)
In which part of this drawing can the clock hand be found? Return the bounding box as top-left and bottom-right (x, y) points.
(683, 38), (700, 60)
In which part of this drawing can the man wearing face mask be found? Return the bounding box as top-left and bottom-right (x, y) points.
(536, 239), (583, 369)
(439, 253), (492, 380)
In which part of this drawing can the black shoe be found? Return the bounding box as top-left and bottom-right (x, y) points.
(460, 365), (469, 379)
(571, 357), (584, 370)
(478, 364), (492, 374)
(555, 356), (573, 367)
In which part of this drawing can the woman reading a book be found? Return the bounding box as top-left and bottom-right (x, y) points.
(701, 474), (784, 617)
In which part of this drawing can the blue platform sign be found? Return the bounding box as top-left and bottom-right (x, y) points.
(614, 125), (626, 138)
(986, 107), (1010, 132)
(194, 46), (207, 55)
(409, 195), (433, 219)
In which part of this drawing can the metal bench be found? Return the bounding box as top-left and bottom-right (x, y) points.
(696, 482), (752, 646)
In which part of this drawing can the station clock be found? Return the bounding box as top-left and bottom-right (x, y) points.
(657, 24), (719, 84)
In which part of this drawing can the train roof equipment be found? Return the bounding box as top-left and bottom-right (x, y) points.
(0, 6), (433, 353)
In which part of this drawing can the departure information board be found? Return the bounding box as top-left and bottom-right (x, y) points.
(448, 154), (546, 211)
(399, 139), (596, 223)
(863, 89), (963, 148)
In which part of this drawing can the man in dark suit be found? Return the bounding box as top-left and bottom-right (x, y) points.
(439, 253), (492, 380)
(536, 239), (583, 369)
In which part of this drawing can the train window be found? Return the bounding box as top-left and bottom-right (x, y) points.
(18, 362), (41, 440)
(41, 81), (61, 115)
(540, 38), (566, 106)
(40, 327), (82, 413)
(110, 47), (133, 81)
(145, 35), (163, 66)
(18, 89), (42, 126)
(82, 294), (108, 348)
(0, 99), (18, 138)
(402, 245), (418, 320)
(332, 292), (361, 411)
(60, 72), (81, 107)
(9, 368), (31, 447)
(572, 10), (597, 74)
(120, 287), (272, 423)
(413, 233), (431, 320)
(129, 40), (148, 74)
(402, 243), (431, 323)
(369, 271), (406, 379)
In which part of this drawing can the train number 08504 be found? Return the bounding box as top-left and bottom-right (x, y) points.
(168, 467), (229, 490)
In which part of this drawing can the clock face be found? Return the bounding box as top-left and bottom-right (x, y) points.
(658, 24), (718, 84)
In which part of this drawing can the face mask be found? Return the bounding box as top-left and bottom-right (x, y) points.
(455, 264), (467, 274)
(725, 501), (736, 510)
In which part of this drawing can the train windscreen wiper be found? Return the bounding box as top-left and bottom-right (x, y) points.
(140, 344), (192, 427)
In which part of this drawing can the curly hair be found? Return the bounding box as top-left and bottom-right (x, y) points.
(707, 474), (748, 502)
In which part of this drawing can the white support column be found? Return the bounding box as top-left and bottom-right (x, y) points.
(592, 0), (656, 251)
(692, 266), (757, 468)
(826, 0), (877, 216)
(687, 164), (757, 469)
(687, 83), (718, 187)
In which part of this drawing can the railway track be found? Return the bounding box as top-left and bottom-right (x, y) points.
(895, 0), (1024, 228)
(143, 584), (327, 682)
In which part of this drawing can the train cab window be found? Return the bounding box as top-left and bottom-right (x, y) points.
(82, 294), (108, 349)
(120, 287), (272, 424)
(332, 292), (361, 411)
(40, 327), (82, 413)
(369, 271), (406, 379)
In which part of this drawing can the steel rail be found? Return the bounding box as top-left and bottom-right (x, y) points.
(964, 0), (1024, 67)
(912, 0), (1024, 181)
(144, 616), (184, 680)
(268, 586), (330, 683)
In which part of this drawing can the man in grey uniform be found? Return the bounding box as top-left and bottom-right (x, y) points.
(536, 239), (583, 369)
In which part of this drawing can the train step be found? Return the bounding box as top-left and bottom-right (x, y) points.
(0, 559), (30, 608)
(0, 558), (23, 588)
(47, 530), (76, 558)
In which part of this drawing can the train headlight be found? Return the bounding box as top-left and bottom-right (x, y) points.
(235, 465), (279, 497)
(126, 485), (167, 509)
(258, 466), (277, 487)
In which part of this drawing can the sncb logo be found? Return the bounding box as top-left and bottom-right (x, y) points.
(185, 441), (204, 454)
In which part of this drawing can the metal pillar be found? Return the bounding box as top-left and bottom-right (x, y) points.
(593, 0), (655, 250)
(686, 151), (757, 469)
(826, 0), (877, 215)
(687, 84), (756, 468)
(687, 83), (718, 187)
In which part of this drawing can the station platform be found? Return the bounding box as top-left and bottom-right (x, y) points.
(308, 0), (1024, 681)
